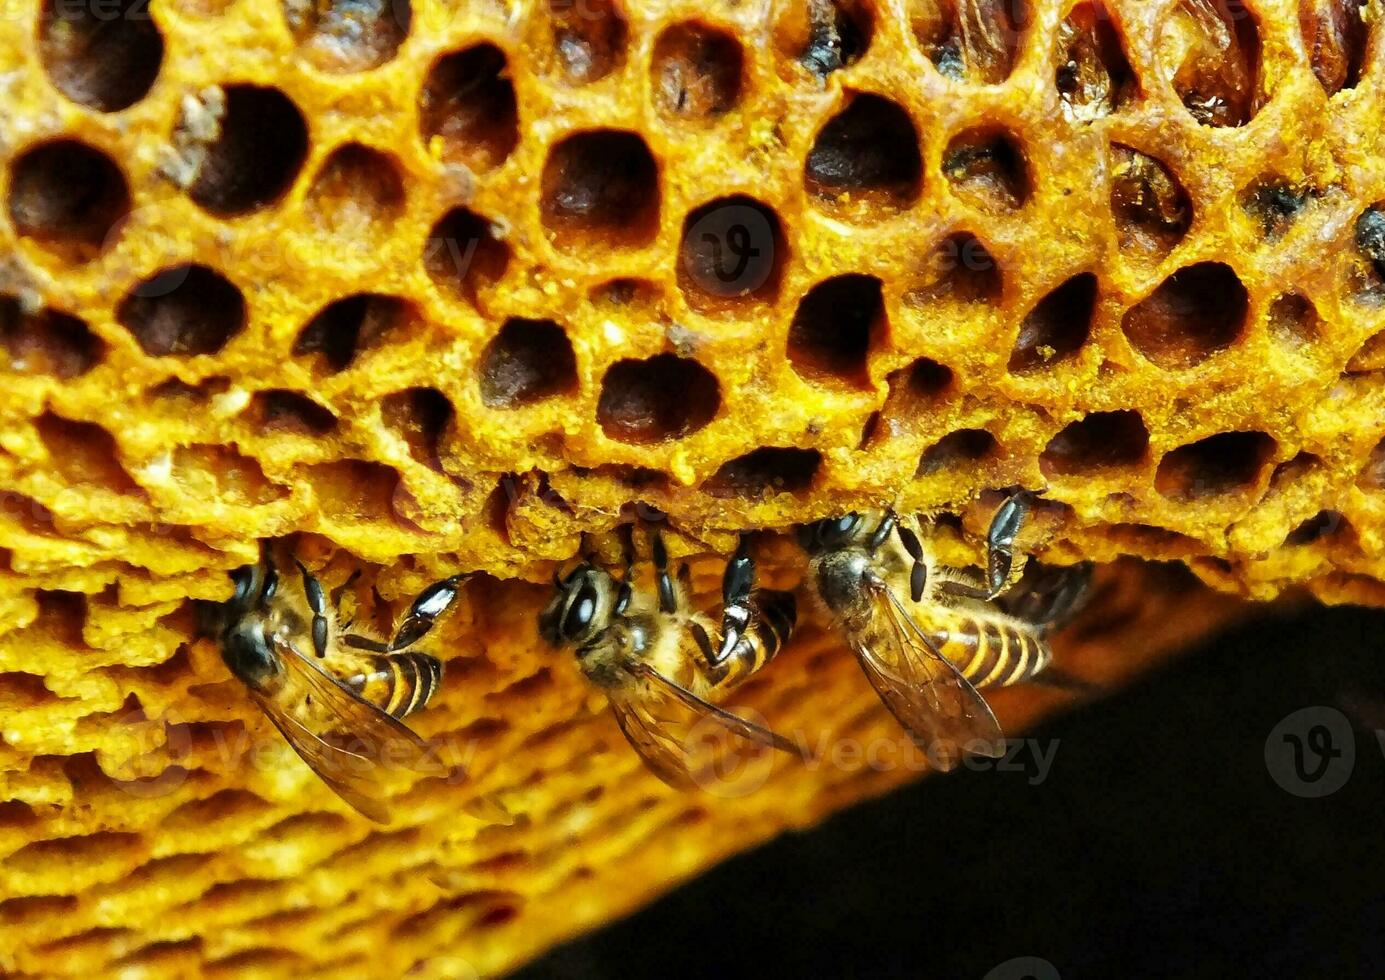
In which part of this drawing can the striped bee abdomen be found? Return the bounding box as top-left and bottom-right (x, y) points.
(343, 652), (444, 719)
(707, 589), (797, 688)
(938, 615), (1052, 690)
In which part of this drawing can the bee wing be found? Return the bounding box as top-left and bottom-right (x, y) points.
(851, 579), (1004, 769)
(957, 0), (1011, 76)
(605, 663), (797, 791)
(252, 643), (445, 823)
(996, 561), (1094, 631)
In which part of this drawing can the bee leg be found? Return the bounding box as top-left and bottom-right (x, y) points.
(894, 524), (929, 604)
(294, 560), (331, 659)
(715, 537), (755, 663)
(386, 574), (468, 652)
(985, 490), (1034, 599)
(652, 531), (678, 615)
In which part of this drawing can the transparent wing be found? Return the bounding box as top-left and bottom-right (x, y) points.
(605, 663), (797, 791)
(251, 642), (448, 823)
(850, 578), (1004, 770)
(958, 0), (1013, 80)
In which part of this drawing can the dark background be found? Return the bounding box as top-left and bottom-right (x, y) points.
(519, 603), (1385, 979)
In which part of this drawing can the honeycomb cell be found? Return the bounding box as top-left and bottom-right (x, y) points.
(293, 294), (412, 372)
(651, 24), (744, 119)
(1266, 293), (1320, 350)
(36, 413), (138, 492)
(382, 388), (453, 466)
(1157, 0), (1262, 126)
(784, 0), (873, 78)
(787, 274), (883, 388)
(1121, 262), (1247, 369)
(805, 94), (922, 218)
(943, 128), (1029, 213)
(419, 45), (519, 174)
(1055, 1), (1136, 120)
(0, 299), (104, 379)
(549, 0), (627, 84)
(1008, 273), (1098, 372)
(424, 208), (511, 309)
(478, 318), (578, 408)
(906, 232), (1003, 306)
(909, 0), (1027, 83)
(1283, 509), (1350, 547)
(702, 447), (821, 497)
(1239, 177), (1312, 240)
(541, 131), (660, 251)
(1040, 410), (1149, 476)
(116, 265), (246, 357)
(1300, 0), (1370, 95)
(677, 196), (786, 313)
(917, 427), (998, 474)
(1109, 145), (1192, 259)
(188, 86), (309, 216)
(1155, 430), (1276, 499)
(899, 357), (954, 399)
(283, 0), (410, 73)
(7, 140), (130, 263)
(38, 0), (163, 112)
(303, 144), (406, 237)
(596, 354), (720, 443)
(247, 389), (339, 436)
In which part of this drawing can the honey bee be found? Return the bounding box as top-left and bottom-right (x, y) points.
(539, 532), (800, 789)
(219, 552), (466, 822)
(797, 493), (1091, 769)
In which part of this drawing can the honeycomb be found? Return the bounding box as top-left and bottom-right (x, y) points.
(0, 0), (1379, 972)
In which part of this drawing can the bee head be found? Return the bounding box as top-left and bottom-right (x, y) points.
(539, 563), (613, 650)
(797, 513), (864, 554)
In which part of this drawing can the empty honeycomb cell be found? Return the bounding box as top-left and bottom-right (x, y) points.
(943, 128), (1030, 213)
(1266, 293), (1320, 350)
(187, 86), (309, 216)
(540, 131), (660, 251)
(1154, 430), (1276, 500)
(246, 389), (339, 436)
(905, 232), (1003, 306)
(424, 208), (512, 309)
(116, 265), (246, 357)
(37, 0), (163, 112)
(381, 387), (454, 466)
(1121, 262), (1247, 369)
(282, 0), (410, 73)
(779, 0), (873, 78)
(677, 196), (787, 313)
(651, 23), (744, 119)
(804, 94), (923, 218)
(917, 427), (999, 475)
(1109, 145), (1193, 259)
(787, 274), (883, 387)
(170, 445), (288, 506)
(0, 299), (104, 379)
(1240, 177), (1314, 239)
(899, 356), (955, 399)
(303, 144), (406, 237)
(301, 459), (412, 526)
(0, 672), (67, 709)
(1300, 0), (1370, 95)
(548, 0), (628, 84)
(1008, 273), (1098, 372)
(1040, 410), (1149, 476)
(7, 140), (131, 263)
(596, 354), (720, 443)
(1157, 0), (1262, 127)
(419, 45), (520, 173)
(909, 0), (1026, 83)
(1284, 509), (1351, 546)
(702, 447), (821, 497)
(35, 413), (138, 493)
(293, 293), (411, 372)
(478, 318), (578, 408)
(1055, 1), (1136, 121)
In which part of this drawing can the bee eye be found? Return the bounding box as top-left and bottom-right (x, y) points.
(812, 513), (861, 549)
(230, 566), (254, 603)
(561, 583), (599, 640)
